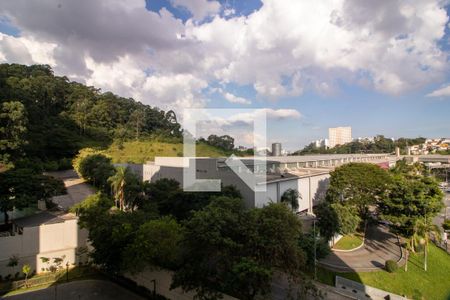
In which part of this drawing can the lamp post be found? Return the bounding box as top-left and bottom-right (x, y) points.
(66, 262), (69, 282)
(310, 212), (317, 280)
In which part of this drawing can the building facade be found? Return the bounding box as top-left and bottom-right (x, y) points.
(328, 126), (352, 148)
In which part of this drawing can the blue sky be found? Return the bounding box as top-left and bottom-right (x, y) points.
(1, 0), (450, 150)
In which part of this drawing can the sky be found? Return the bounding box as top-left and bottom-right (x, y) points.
(0, 0), (450, 150)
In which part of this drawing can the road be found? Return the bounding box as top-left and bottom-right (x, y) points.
(1, 280), (144, 300)
(46, 170), (95, 210)
(319, 224), (403, 272)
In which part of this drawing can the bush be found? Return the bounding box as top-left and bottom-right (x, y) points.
(385, 260), (398, 273)
(443, 219), (450, 231)
(43, 161), (59, 171)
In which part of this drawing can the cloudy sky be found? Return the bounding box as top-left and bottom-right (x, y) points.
(1, 0), (450, 150)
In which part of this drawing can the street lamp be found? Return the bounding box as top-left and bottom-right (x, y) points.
(309, 212), (318, 280)
(66, 262), (69, 282)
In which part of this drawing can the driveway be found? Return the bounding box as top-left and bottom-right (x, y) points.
(1, 279), (144, 300)
(319, 224), (403, 272)
(46, 170), (95, 210)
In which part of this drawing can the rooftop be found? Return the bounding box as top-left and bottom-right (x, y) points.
(13, 211), (76, 228)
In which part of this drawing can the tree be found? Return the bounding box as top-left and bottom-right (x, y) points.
(326, 163), (391, 218)
(315, 202), (340, 241)
(76, 152), (115, 190)
(108, 167), (127, 211)
(122, 216), (183, 271)
(0, 168), (66, 224)
(379, 175), (443, 245)
(280, 188), (300, 211)
(315, 202), (361, 239)
(206, 134), (235, 151)
(0, 101), (28, 162)
(412, 219), (441, 271)
(298, 233), (331, 267)
(128, 109), (146, 140)
(331, 203), (361, 235)
(22, 264), (31, 287)
(143, 178), (242, 220)
(172, 197), (308, 300)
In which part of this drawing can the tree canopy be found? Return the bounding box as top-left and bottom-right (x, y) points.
(0, 63), (182, 167)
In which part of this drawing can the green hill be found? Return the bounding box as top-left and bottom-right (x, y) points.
(104, 140), (230, 163)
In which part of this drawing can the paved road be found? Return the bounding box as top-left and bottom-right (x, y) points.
(1, 280), (144, 300)
(319, 225), (402, 272)
(46, 170), (95, 210)
(270, 272), (353, 300)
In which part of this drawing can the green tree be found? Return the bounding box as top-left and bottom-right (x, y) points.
(123, 216), (183, 271)
(326, 163), (391, 218)
(108, 167), (127, 211)
(412, 219), (441, 271)
(379, 176), (443, 244)
(0, 168), (66, 224)
(315, 202), (361, 239)
(76, 153), (115, 190)
(315, 202), (340, 241)
(280, 188), (300, 211)
(331, 203), (361, 235)
(172, 197), (308, 300)
(128, 109), (146, 140)
(0, 101), (28, 162)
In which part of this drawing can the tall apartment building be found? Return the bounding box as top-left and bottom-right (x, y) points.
(328, 126), (352, 148)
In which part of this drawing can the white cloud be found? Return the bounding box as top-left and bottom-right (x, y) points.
(0, 33), (57, 65)
(426, 84), (450, 97)
(0, 0), (449, 111)
(223, 92), (251, 105)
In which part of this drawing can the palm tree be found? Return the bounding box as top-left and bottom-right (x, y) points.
(280, 189), (300, 212)
(412, 218), (441, 271)
(108, 167), (127, 211)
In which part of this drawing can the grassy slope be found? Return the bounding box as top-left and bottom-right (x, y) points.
(319, 244), (450, 300)
(104, 140), (231, 163)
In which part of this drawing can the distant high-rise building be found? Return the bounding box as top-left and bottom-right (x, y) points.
(271, 143), (282, 156)
(313, 138), (329, 148)
(328, 127), (352, 148)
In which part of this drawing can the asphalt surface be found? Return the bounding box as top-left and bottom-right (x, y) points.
(46, 170), (95, 210)
(319, 224), (402, 272)
(1, 280), (145, 300)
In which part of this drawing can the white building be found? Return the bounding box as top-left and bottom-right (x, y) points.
(138, 154), (389, 214)
(329, 127), (352, 148)
(0, 211), (89, 277)
(313, 139), (329, 148)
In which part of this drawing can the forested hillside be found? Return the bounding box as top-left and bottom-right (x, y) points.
(294, 135), (426, 155)
(0, 64), (182, 168)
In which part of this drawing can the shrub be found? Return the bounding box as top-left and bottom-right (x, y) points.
(443, 219), (450, 231)
(385, 260), (398, 273)
(43, 161), (59, 171)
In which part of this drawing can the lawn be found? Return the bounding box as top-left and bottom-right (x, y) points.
(1, 266), (103, 296)
(104, 140), (231, 163)
(318, 244), (450, 300)
(332, 233), (364, 250)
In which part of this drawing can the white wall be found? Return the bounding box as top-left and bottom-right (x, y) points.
(0, 218), (88, 277)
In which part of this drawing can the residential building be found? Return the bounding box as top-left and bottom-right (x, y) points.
(328, 126), (352, 148)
